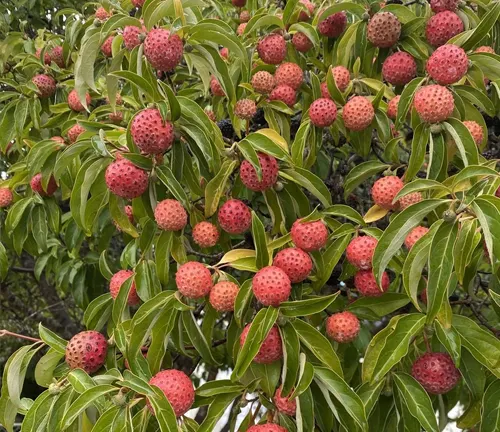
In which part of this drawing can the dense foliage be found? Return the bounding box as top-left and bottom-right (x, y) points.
(1, 0), (500, 431)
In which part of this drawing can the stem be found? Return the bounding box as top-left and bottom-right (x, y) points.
(422, 332), (431, 352)
(0, 329), (42, 343)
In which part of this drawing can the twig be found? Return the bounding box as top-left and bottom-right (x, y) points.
(187, 357), (201, 376)
(11, 266), (35, 273)
(469, 303), (500, 336)
(0, 329), (42, 343)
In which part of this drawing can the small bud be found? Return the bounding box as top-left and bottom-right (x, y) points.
(362, 12), (371, 21)
(430, 124), (443, 134)
(184, 44), (193, 52)
(112, 392), (127, 407)
(283, 33), (291, 41)
(93, 19), (102, 27)
(442, 209), (457, 222)
(273, 181), (284, 192)
(48, 383), (61, 395)
(138, 32), (147, 43)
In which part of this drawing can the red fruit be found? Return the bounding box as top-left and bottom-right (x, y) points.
(251, 71), (276, 94)
(326, 311), (360, 343)
(32, 74), (56, 98)
(101, 36), (114, 57)
(235, 99), (257, 120)
(426, 44), (468, 85)
(105, 157), (148, 199)
(382, 52), (417, 86)
(30, 173), (57, 197)
(35, 48), (51, 65)
(354, 270), (390, 297)
(218, 199), (252, 234)
(50, 46), (65, 68)
(291, 219), (328, 252)
(298, 0), (315, 21)
(192, 221), (219, 248)
(343, 96), (375, 131)
(175, 261), (213, 299)
(269, 85), (296, 107)
(320, 82), (331, 100)
(292, 32), (313, 52)
(318, 12), (347, 38)
(399, 192), (422, 210)
(430, 0), (459, 12)
(232, 0), (246, 6)
(149, 370), (194, 416)
(387, 95), (400, 120)
(109, 111), (123, 124)
(273, 247), (312, 283)
(240, 10), (251, 22)
(68, 124), (86, 143)
(51, 136), (65, 144)
(240, 152), (279, 191)
(367, 12), (401, 48)
(237, 23), (247, 36)
(219, 47), (229, 59)
(144, 29), (183, 71)
(309, 98), (337, 128)
(68, 89), (91, 112)
(248, 425), (287, 432)
(425, 11), (464, 47)
(275, 62), (303, 90)
(240, 324), (283, 364)
(371, 176), (404, 210)
(209, 281), (239, 312)
(95, 7), (111, 20)
(132, 0), (145, 6)
(475, 46), (495, 54)
(463, 120), (483, 146)
(154, 199), (187, 231)
(66, 331), (107, 374)
(113, 205), (134, 231)
(210, 76), (225, 97)
(346, 236), (378, 270)
(414, 84), (454, 123)
(131, 108), (174, 154)
(205, 109), (216, 122)
(331, 66), (350, 92)
(412, 352), (461, 394)
(252, 266), (292, 306)
(123, 25), (145, 50)
(109, 270), (140, 305)
(0, 188), (13, 208)
(405, 226), (430, 249)
(274, 386), (296, 416)
(257, 34), (287, 65)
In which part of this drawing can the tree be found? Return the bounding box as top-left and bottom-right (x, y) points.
(1, 0), (500, 431)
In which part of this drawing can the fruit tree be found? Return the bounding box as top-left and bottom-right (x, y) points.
(1, 0), (500, 431)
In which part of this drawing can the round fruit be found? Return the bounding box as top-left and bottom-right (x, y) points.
(131, 108), (174, 154)
(430, 0), (459, 13)
(367, 12), (401, 48)
(251, 71), (276, 94)
(387, 95), (400, 120)
(343, 96), (375, 131)
(218, 199), (252, 234)
(95, 7), (111, 21)
(371, 176), (404, 210)
(154, 199), (187, 231)
(332, 66), (351, 92)
(297, 0), (314, 21)
(240, 152), (279, 191)
(463, 120), (483, 146)
(192, 221), (219, 248)
(412, 352), (461, 394)
(413, 84), (454, 123)
(274, 386), (296, 416)
(101, 36), (114, 57)
(292, 32), (313, 52)
(210, 76), (225, 97)
(30, 173), (57, 197)
(404, 226), (430, 249)
(275, 62), (303, 90)
(220, 47), (229, 59)
(149, 370), (194, 416)
(232, 0), (246, 6)
(235, 99), (257, 120)
(346, 236), (378, 270)
(290, 219), (328, 252)
(475, 46), (495, 54)
(318, 11), (347, 38)
(68, 124), (86, 144)
(123, 25), (145, 50)
(309, 98), (337, 128)
(68, 89), (91, 112)
(205, 109), (216, 122)
(247, 425), (287, 432)
(175, 261), (213, 299)
(35, 48), (51, 65)
(240, 10), (251, 22)
(252, 266), (292, 306)
(425, 11), (464, 47)
(273, 247), (313, 283)
(109, 270), (140, 305)
(382, 52), (417, 86)
(66, 331), (107, 374)
(240, 324), (283, 364)
(51, 136), (65, 144)
(0, 188), (13, 208)
(399, 192), (422, 210)
(105, 157), (148, 199)
(354, 270), (390, 297)
(237, 23), (247, 35)
(257, 34), (287, 65)
(50, 46), (65, 68)
(269, 85), (297, 106)
(426, 44), (468, 85)
(326, 311), (360, 343)
(144, 29), (183, 71)
(32, 74), (56, 98)
(209, 281), (239, 312)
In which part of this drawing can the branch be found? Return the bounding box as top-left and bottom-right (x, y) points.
(0, 329), (42, 343)
(11, 266), (35, 273)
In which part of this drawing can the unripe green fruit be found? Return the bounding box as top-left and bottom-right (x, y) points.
(442, 209), (457, 222)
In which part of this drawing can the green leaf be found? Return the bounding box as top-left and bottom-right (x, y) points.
(357, 380), (385, 418)
(406, 124), (430, 181)
(198, 392), (242, 432)
(155, 165), (190, 209)
(109, 194), (138, 237)
(182, 311), (220, 365)
(395, 77), (425, 130)
(204, 160), (237, 218)
(148, 386), (178, 432)
(434, 321), (461, 367)
(347, 294), (410, 320)
(453, 219), (481, 285)
(290, 355), (314, 399)
(343, 161), (390, 200)
(442, 119), (479, 167)
(393, 179), (450, 203)
(449, 164), (499, 192)
(83, 294), (113, 331)
(14, 99), (29, 138)
(481, 379), (500, 432)
(280, 167), (332, 207)
(280, 292), (340, 317)
(196, 380), (245, 398)
(280, 322), (300, 396)
(252, 211), (270, 269)
(459, 2), (500, 51)
(38, 324), (67, 354)
(35, 348), (64, 388)
(322, 205), (365, 226)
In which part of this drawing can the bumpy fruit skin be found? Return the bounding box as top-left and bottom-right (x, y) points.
(292, 32), (312, 52)
(219, 47), (229, 59)
(367, 12), (401, 48)
(252, 71), (276, 94)
(101, 36), (114, 57)
(31, 173), (57, 197)
(66, 331), (107, 374)
(95, 7), (111, 21)
(192, 221), (219, 248)
(257, 34), (287, 65)
(123, 25), (144, 50)
(175, 261), (213, 299)
(297, 0), (314, 21)
(210, 76), (225, 97)
(399, 192), (422, 210)
(275, 62), (303, 90)
(475, 46), (495, 54)
(144, 29), (183, 71)
(326, 311), (360, 343)
(309, 98), (338, 128)
(32, 74), (56, 98)
(109, 270), (140, 305)
(346, 236), (378, 270)
(412, 352), (461, 394)
(132, 0), (145, 6)
(209, 281), (239, 312)
(426, 11), (464, 47)
(0, 188), (13, 208)
(273, 247), (312, 283)
(247, 425), (287, 432)
(291, 219), (328, 252)
(414, 85), (454, 123)
(354, 270), (390, 297)
(149, 370), (194, 416)
(269, 85), (296, 107)
(426, 44), (468, 85)
(371, 176), (404, 210)
(240, 324), (283, 364)
(131, 108), (174, 154)
(205, 109), (216, 122)
(240, 10), (251, 22)
(105, 158), (148, 199)
(387, 95), (400, 120)
(274, 386), (296, 416)
(51, 136), (65, 144)
(35, 48), (51, 65)
(50, 46), (65, 68)
(68, 124), (86, 143)
(232, 0), (246, 6)
(463, 120), (483, 146)
(405, 226), (430, 249)
(318, 12), (347, 38)
(154, 199), (187, 231)
(332, 66), (350, 92)
(343, 96), (375, 131)
(252, 266), (292, 306)
(237, 23), (247, 36)
(430, 0), (459, 12)
(68, 89), (91, 112)
(218, 199), (252, 234)
(240, 152), (279, 191)
(235, 99), (257, 120)
(382, 52), (417, 86)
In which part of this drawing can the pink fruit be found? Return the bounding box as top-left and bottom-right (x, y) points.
(192, 221), (219, 248)
(35, 48), (51, 65)
(412, 352), (461, 394)
(235, 99), (257, 120)
(275, 62), (303, 90)
(290, 219), (328, 252)
(123, 25), (145, 50)
(240, 152), (279, 191)
(405, 226), (430, 249)
(51, 136), (65, 144)
(219, 47), (229, 59)
(257, 34), (287, 65)
(463, 120), (483, 146)
(50, 46), (65, 68)
(248, 425), (287, 432)
(371, 176), (404, 210)
(252, 266), (292, 306)
(205, 109), (216, 122)
(382, 52), (417, 86)
(343, 96), (375, 131)
(101, 36), (114, 57)
(354, 269), (390, 297)
(240, 324), (283, 364)
(399, 192), (423, 210)
(298, 0), (315, 21)
(105, 157), (148, 199)
(413, 84), (454, 123)
(426, 44), (468, 85)
(175, 261), (213, 299)
(331, 66), (351, 92)
(68, 124), (86, 144)
(154, 199), (187, 231)
(66, 331), (107, 374)
(218, 199), (252, 234)
(367, 12), (401, 48)
(240, 10), (251, 22)
(274, 386), (296, 416)
(144, 29), (183, 71)
(475, 46), (495, 54)
(387, 95), (400, 120)
(326, 311), (360, 343)
(68, 89), (91, 112)
(149, 370), (194, 416)
(430, 0), (459, 13)
(292, 32), (313, 52)
(346, 236), (378, 270)
(251, 71), (276, 94)
(95, 7), (111, 21)
(30, 173), (57, 197)
(209, 281), (239, 312)
(210, 76), (225, 97)
(273, 247), (313, 283)
(132, 0), (145, 6)
(269, 84), (296, 106)
(0, 188), (13, 208)
(109, 270), (140, 305)
(318, 11), (347, 38)
(113, 205), (134, 231)
(425, 11), (464, 47)
(237, 23), (247, 36)
(309, 98), (337, 128)
(232, 0), (246, 6)
(32, 74), (56, 98)
(131, 108), (174, 154)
